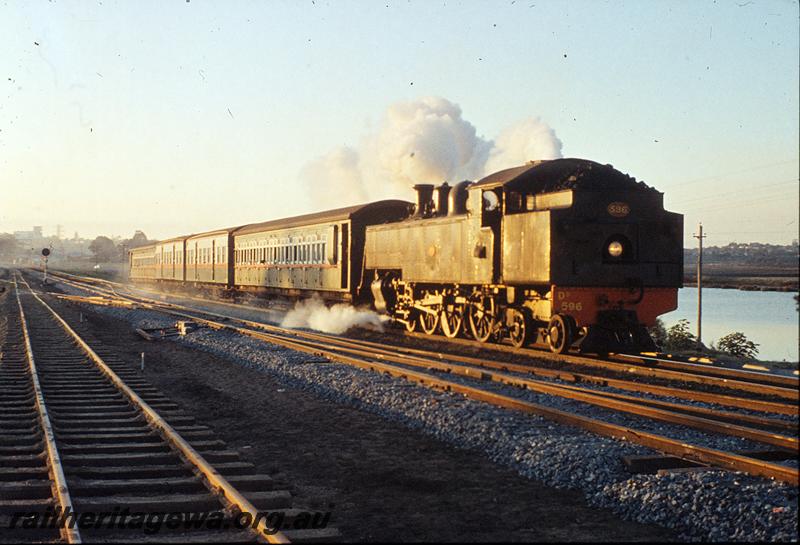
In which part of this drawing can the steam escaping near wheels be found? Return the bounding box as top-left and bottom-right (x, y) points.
(281, 294), (388, 334)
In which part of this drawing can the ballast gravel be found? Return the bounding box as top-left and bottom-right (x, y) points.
(45, 279), (799, 542)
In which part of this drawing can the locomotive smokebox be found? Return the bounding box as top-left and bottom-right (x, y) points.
(436, 182), (451, 216)
(413, 184), (435, 218)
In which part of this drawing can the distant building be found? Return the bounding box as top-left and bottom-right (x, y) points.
(13, 226), (44, 247)
(12, 226), (92, 259)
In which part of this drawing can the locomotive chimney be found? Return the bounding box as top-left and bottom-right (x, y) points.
(448, 180), (471, 215)
(413, 184), (435, 218)
(436, 182), (451, 216)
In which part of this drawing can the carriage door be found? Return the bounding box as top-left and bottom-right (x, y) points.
(340, 223), (349, 290)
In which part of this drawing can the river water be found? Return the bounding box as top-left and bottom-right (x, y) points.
(660, 287), (799, 362)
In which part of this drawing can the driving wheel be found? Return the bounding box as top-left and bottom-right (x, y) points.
(468, 295), (495, 343)
(440, 304), (464, 338)
(419, 310), (440, 335)
(547, 314), (574, 354)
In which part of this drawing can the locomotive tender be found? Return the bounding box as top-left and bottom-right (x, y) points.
(130, 158), (683, 353)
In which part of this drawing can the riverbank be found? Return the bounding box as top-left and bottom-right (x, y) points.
(683, 277), (798, 292)
(683, 264), (798, 292)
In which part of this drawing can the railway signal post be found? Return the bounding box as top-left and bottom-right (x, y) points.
(41, 247), (51, 284)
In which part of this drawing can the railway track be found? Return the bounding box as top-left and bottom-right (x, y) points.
(29, 269), (799, 485)
(1, 275), (337, 543)
(40, 269), (800, 390)
(39, 268), (799, 404)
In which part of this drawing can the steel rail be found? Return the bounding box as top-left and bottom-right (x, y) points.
(404, 330), (799, 401)
(614, 353), (798, 388)
(550, 383), (798, 433)
(184, 318), (796, 435)
(39, 272), (798, 420)
(227, 329), (798, 452)
(14, 279), (83, 544)
(41, 272), (799, 431)
(34, 270), (800, 483)
(168, 314), (800, 484)
(69, 290), (798, 482)
(257, 324), (798, 433)
(42, 268), (799, 392)
(258, 327), (800, 418)
(17, 276), (291, 544)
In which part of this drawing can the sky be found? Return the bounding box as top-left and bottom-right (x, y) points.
(0, 0), (798, 247)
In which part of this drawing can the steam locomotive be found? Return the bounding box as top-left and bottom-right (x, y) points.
(130, 158), (683, 353)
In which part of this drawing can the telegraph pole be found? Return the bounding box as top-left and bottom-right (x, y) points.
(694, 223), (706, 350)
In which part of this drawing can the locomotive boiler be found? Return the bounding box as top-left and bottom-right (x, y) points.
(365, 158), (683, 353)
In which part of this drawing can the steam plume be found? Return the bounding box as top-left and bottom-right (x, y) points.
(366, 96), (490, 192)
(483, 117), (563, 174)
(301, 97), (562, 208)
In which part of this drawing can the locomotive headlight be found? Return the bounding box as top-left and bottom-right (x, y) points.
(607, 240), (624, 258)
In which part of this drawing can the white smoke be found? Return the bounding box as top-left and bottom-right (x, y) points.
(301, 97), (562, 208)
(281, 295), (387, 334)
(483, 117), (564, 174)
(366, 96), (491, 192)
